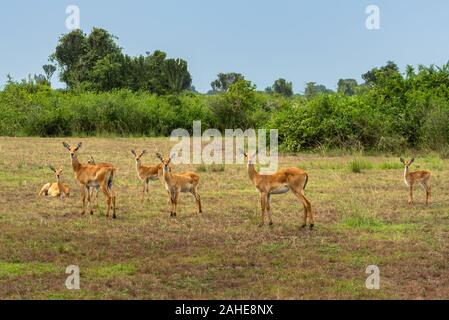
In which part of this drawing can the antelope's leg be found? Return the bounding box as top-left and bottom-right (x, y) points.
(169, 192), (176, 217)
(426, 183), (431, 205)
(295, 191), (312, 228)
(173, 189), (180, 217)
(304, 194), (313, 228)
(141, 181), (146, 203)
(100, 182), (111, 217)
(192, 187), (202, 214)
(259, 193), (267, 226)
(267, 194), (273, 225)
(408, 185), (414, 205)
(80, 185), (86, 215)
(39, 183), (50, 196)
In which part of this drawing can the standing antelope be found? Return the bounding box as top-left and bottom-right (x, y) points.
(156, 153), (202, 217)
(38, 166), (70, 198)
(62, 142), (117, 218)
(86, 155), (100, 204)
(400, 157), (431, 205)
(243, 152), (313, 229)
(131, 149), (164, 202)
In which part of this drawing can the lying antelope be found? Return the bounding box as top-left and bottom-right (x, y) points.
(156, 153), (202, 217)
(62, 142), (117, 218)
(400, 157), (431, 205)
(243, 152), (313, 229)
(38, 166), (70, 198)
(131, 149), (164, 202)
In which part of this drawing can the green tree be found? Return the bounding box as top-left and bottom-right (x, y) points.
(163, 58), (192, 94)
(337, 79), (358, 96)
(50, 29), (88, 88)
(42, 64), (57, 84)
(210, 79), (257, 130)
(210, 73), (244, 92)
(304, 82), (332, 99)
(271, 78), (293, 97)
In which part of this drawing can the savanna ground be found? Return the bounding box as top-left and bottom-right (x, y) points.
(0, 137), (448, 300)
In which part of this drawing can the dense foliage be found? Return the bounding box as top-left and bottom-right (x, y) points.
(1, 28), (449, 153)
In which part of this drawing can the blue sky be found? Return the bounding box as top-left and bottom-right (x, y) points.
(1, 0), (449, 93)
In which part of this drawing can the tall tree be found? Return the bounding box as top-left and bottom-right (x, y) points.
(337, 79), (358, 96)
(210, 73), (244, 92)
(163, 58), (192, 94)
(271, 78), (293, 97)
(304, 82), (333, 98)
(50, 29), (88, 88)
(42, 64), (57, 83)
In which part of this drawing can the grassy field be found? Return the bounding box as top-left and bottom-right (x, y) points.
(0, 137), (448, 299)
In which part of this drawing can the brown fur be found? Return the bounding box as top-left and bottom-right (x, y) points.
(38, 166), (70, 198)
(244, 152), (313, 229)
(156, 153), (202, 217)
(131, 149), (165, 203)
(400, 157), (432, 205)
(63, 142), (117, 218)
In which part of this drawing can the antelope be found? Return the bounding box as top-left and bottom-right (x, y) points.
(62, 142), (117, 218)
(400, 157), (431, 205)
(38, 166), (70, 198)
(156, 153), (202, 217)
(86, 155), (99, 203)
(243, 152), (313, 229)
(131, 149), (164, 202)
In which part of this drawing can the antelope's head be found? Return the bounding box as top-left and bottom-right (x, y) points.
(240, 149), (257, 166)
(400, 157), (415, 169)
(62, 142), (82, 159)
(87, 156), (96, 165)
(49, 165), (63, 180)
(131, 149), (146, 163)
(156, 153), (173, 174)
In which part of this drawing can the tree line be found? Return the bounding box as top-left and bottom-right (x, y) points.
(1, 27), (449, 156)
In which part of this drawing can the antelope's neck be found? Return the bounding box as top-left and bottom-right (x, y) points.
(71, 155), (81, 172)
(163, 169), (173, 185)
(136, 160), (143, 177)
(404, 166), (410, 185)
(247, 163), (258, 183)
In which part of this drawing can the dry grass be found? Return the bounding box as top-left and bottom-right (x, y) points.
(0, 137), (449, 299)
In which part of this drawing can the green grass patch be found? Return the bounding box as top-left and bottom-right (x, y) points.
(0, 261), (58, 278)
(341, 213), (384, 229)
(378, 161), (403, 170)
(348, 159), (373, 173)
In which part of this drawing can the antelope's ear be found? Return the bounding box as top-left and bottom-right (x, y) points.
(62, 142), (70, 150)
(155, 153), (163, 161)
(76, 142), (82, 150)
(49, 165), (56, 172)
(400, 158), (404, 164)
(131, 149), (136, 156)
(141, 150), (147, 156)
(410, 158), (415, 164)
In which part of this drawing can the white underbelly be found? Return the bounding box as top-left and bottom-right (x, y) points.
(181, 184), (192, 192)
(270, 185), (290, 195)
(87, 181), (100, 188)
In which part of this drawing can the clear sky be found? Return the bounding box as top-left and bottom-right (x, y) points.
(1, 0), (449, 93)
